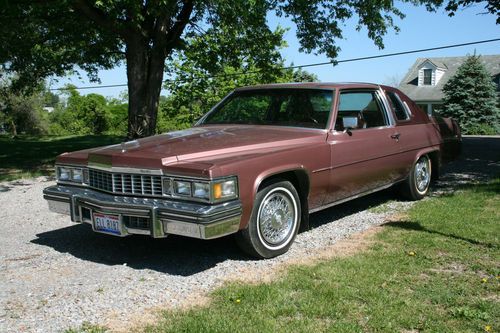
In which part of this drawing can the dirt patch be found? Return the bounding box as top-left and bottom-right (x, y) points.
(224, 225), (385, 286)
(287, 226), (383, 266)
(428, 263), (467, 275)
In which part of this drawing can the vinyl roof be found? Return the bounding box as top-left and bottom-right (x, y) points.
(236, 82), (381, 91)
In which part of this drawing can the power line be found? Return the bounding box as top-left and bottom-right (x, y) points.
(50, 37), (500, 91)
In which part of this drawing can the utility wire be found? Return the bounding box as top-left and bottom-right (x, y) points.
(50, 38), (500, 91)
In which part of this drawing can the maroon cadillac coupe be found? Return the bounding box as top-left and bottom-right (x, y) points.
(43, 83), (461, 258)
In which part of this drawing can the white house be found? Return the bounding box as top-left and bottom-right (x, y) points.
(398, 55), (500, 115)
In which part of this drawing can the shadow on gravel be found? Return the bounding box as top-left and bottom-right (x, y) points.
(309, 188), (397, 229)
(0, 185), (11, 192)
(32, 224), (247, 276)
(31, 137), (499, 276)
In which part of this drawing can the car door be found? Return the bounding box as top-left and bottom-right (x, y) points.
(324, 89), (404, 204)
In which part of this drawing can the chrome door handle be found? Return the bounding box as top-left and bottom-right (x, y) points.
(391, 133), (401, 141)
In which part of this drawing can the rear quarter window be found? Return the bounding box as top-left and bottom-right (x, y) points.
(387, 91), (410, 121)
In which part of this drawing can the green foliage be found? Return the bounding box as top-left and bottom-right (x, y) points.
(0, 1), (120, 91)
(64, 321), (108, 333)
(159, 23), (318, 133)
(48, 86), (128, 136)
(0, 79), (49, 136)
(442, 55), (500, 135)
(159, 63), (319, 133)
(105, 101), (128, 135)
(1, 0), (460, 137)
(291, 68), (319, 83)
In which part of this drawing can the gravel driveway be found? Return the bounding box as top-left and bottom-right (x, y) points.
(1, 136), (498, 333)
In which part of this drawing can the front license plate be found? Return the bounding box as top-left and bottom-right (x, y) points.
(93, 212), (122, 236)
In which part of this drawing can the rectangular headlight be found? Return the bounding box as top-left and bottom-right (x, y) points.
(160, 176), (238, 202)
(71, 169), (83, 183)
(212, 178), (238, 201)
(57, 166), (86, 184)
(193, 182), (210, 200)
(57, 167), (70, 181)
(173, 180), (191, 196)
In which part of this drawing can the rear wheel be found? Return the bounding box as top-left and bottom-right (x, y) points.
(401, 154), (432, 200)
(236, 180), (301, 259)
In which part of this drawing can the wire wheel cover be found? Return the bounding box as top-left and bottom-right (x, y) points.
(415, 157), (431, 193)
(258, 190), (296, 246)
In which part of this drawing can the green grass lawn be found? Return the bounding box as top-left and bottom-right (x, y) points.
(0, 135), (123, 182)
(139, 180), (499, 333)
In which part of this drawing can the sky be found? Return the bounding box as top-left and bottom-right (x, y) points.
(51, 3), (500, 99)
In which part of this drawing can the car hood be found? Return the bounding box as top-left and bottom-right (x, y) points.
(57, 125), (327, 176)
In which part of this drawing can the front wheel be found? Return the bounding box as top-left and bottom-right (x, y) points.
(401, 154), (432, 200)
(236, 180), (301, 259)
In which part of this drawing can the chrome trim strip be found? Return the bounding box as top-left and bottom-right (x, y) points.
(309, 182), (397, 213)
(127, 227), (151, 235)
(377, 87), (396, 127)
(312, 167), (331, 173)
(157, 205), (241, 220)
(62, 163), (165, 175)
(43, 194), (70, 202)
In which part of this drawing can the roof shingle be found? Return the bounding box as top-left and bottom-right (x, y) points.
(398, 55), (500, 102)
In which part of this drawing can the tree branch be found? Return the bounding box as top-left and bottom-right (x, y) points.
(72, 0), (127, 38)
(162, 0), (194, 55)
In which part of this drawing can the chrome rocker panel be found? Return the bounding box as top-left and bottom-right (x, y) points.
(43, 185), (242, 240)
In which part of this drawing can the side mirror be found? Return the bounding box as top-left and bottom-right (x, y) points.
(342, 116), (358, 136)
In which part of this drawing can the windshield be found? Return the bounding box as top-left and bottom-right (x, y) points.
(199, 89), (334, 129)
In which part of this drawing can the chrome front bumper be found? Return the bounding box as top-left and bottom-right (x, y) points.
(43, 185), (242, 239)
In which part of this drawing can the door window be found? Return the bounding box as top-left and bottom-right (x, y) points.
(336, 91), (388, 130)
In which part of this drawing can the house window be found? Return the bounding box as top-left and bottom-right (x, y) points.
(423, 69), (432, 85)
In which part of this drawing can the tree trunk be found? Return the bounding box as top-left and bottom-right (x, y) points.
(10, 119), (17, 138)
(126, 37), (166, 139)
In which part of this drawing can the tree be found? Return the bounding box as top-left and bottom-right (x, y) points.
(0, 90), (48, 136)
(291, 68), (319, 83)
(441, 55), (500, 134)
(0, 77), (48, 136)
(49, 86), (125, 135)
(1, 0), (488, 138)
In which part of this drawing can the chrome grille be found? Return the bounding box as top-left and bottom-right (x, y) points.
(88, 169), (113, 192)
(88, 169), (163, 196)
